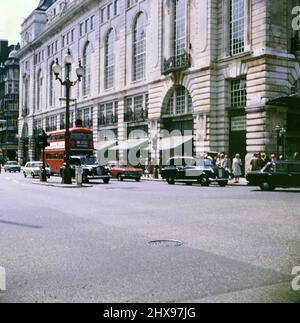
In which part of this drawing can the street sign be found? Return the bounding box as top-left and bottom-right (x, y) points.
(231, 116), (246, 132)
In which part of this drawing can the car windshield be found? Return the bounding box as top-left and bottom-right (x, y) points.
(263, 163), (275, 173)
(117, 163), (128, 168)
(7, 162), (17, 165)
(80, 156), (97, 165)
(32, 163), (42, 168)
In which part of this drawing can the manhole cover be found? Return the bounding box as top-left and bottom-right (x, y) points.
(148, 240), (184, 247)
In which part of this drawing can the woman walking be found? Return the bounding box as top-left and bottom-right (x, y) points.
(232, 154), (242, 183)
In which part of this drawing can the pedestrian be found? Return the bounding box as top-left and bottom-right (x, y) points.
(220, 153), (228, 168)
(232, 154), (242, 183)
(270, 154), (277, 163)
(257, 152), (266, 169)
(250, 153), (259, 171)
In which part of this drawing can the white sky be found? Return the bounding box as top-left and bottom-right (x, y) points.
(0, 0), (38, 44)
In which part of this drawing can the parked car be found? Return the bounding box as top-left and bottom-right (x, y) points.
(4, 161), (21, 173)
(23, 161), (51, 179)
(67, 155), (110, 184)
(161, 156), (229, 186)
(109, 161), (143, 182)
(246, 161), (300, 191)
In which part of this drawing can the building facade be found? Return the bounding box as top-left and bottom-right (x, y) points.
(0, 41), (20, 163)
(16, 0), (300, 169)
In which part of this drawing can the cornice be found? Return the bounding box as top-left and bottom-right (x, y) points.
(16, 0), (96, 58)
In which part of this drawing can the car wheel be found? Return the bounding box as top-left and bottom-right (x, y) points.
(31, 172), (35, 179)
(103, 178), (110, 184)
(118, 174), (123, 182)
(186, 182), (193, 186)
(260, 182), (275, 191)
(199, 176), (210, 187)
(219, 181), (228, 187)
(23, 172), (27, 178)
(166, 177), (175, 185)
(136, 178), (141, 182)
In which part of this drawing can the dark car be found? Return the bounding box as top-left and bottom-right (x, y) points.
(161, 156), (229, 186)
(68, 155), (110, 184)
(246, 161), (300, 191)
(4, 161), (21, 173)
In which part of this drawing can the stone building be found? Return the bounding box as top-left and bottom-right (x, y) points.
(16, 0), (300, 169)
(0, 41), (20, 162)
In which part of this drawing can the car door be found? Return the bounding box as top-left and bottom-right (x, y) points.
(273, 163), (290, 187)
(289, 163), (300, 188)
(25, 163), (30, 176)
(173, 158), (186, 179)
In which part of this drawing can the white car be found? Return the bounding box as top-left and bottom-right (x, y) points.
(23, 161), (51, 179)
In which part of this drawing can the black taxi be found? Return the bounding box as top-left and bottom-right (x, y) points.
(161, 156), (229, 187)
(246, 161), (300, 191)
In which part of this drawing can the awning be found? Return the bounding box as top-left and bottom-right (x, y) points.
(95, 140), (116, 151)
(267, 94), (300, 107)
(109, 138), (148, 151)
(160, 135), (193, 151)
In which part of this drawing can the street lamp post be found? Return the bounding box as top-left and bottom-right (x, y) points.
(280, 127), (287, 159)
(275, 125), (281, 159)
(52, 49), (84, 184)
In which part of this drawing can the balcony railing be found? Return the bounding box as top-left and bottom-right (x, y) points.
(162, 52), (191, 76)
(46, 125), (57, 132)
(98, 115), (118, 127)
(83, 119), (93, 129)
(291, 36), (300, 54)
(124, 109), (148, 122)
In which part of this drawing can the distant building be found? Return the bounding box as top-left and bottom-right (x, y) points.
(16, 0), (300, 169)
(0, 42), (20, 162)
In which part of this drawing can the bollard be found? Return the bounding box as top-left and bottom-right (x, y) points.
(75, 166), (83, 186)
(0, 266), (6, 291)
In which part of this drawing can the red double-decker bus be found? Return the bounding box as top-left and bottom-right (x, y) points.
(45, 127), (94, 174)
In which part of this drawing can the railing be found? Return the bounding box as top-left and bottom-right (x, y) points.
(46, 125), (57, 132)
(83, 119), (93, 129)
(162, 52), (191, 75)
(98, 115), (118, 126)
(124, 109), (148, 122)
(291, 36), (300, 53)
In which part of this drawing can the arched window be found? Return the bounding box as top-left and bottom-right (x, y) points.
(174, 0), (186, 57)
(83, 42), (92, 96)
(105, 29), (115, 89)
(49, 62), (55, 107)
(164, 85), (192, 116)
(133, 12), (146, 81)
(37, 70), (43, 110)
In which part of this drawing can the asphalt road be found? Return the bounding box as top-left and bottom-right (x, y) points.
(0, 172), (300, 303)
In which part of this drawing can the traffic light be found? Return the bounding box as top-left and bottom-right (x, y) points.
(37, 130), (50, 149)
